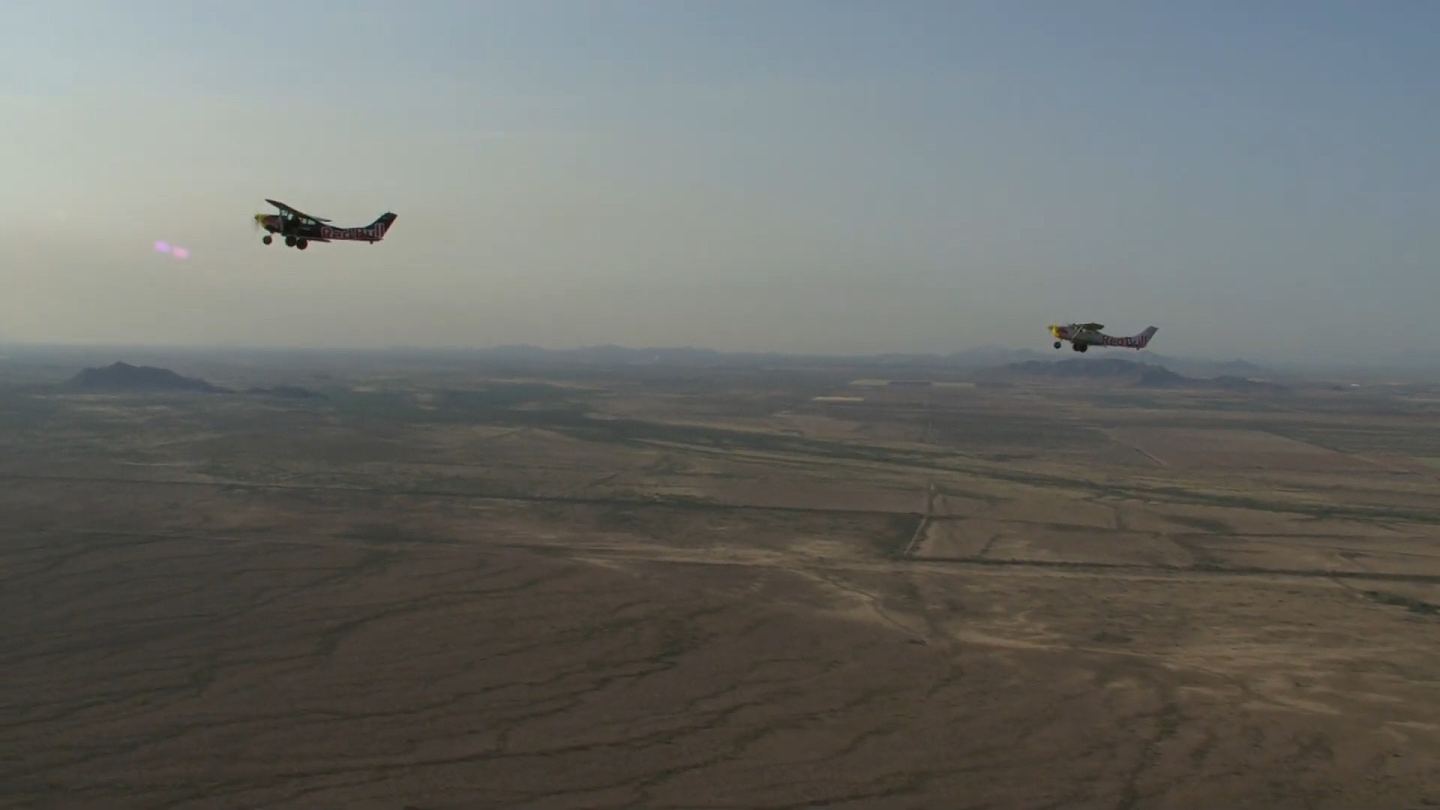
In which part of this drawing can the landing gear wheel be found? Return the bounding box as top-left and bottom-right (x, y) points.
(1074, 343), (1088, 353)
(1053, 341), (1061, 350)
(296, 238), (308, 250)
(285, 235), (297, 247)
(262, 235), (273, 245)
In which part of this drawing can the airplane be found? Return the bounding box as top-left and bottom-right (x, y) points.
(253, 199), (397, 250)
(1048, 322), (1158, 352)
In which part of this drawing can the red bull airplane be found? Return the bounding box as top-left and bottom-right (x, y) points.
(1049, 322), (1158, 353)
(253, 199), (397, 250)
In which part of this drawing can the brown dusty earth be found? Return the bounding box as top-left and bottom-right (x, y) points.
(2, 363), (1439, 809)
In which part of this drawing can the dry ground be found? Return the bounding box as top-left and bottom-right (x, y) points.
(2, 361), (1439, 809)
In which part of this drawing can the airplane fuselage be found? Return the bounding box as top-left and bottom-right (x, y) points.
(256, 216), (386, 242)
(318, 224), (384, 241)
(254, 209), (397, 250)
(1049, 323), (1157, 352)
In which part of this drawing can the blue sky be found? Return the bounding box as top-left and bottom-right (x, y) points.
(2, 1), (1437, 361)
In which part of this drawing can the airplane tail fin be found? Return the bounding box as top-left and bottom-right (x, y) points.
(370, 212), (398, 238)
(1135, 326), (1158, 349)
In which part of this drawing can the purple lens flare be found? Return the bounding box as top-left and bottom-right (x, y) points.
(153, 240), (190, 260)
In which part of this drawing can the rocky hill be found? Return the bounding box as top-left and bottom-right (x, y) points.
(976, 358), (1286, 391)
(66, 362), (226, 393)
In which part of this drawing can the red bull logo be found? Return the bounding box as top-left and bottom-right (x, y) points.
(320, 224), (385, 240)
(1100, 327), (1157, 349)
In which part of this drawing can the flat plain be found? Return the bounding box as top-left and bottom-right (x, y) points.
(2, 352), (1439, 809)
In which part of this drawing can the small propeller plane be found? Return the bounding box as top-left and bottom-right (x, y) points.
(1048, 322), (1158, 353)
(253, 199), (397, 250)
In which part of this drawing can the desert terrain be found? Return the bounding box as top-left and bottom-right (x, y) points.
(2, 348), (1438, 809)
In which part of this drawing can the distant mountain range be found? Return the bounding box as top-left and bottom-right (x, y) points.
(10, 340), (1438, 382)
(1143, 354), (1275, 380)
(976, 358), (1287, 391)
(63, 356), (1279, 396)
(458, 343), (1279, 378)
(947, 346), (1278, 380)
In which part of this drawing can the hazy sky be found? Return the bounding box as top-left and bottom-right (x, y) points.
(3, 1), (1437, 361)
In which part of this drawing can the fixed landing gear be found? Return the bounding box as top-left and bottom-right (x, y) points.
(1072, 343), (1088, 353)
(266, 233), (309, 250)
(1053, 341), (1062, 350)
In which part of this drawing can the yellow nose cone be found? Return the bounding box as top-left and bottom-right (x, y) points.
(1048, 324), (1063, 338)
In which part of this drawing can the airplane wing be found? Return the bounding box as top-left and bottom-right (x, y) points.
(264, 199), (331, 223)
(1079, 322), (1105, 331)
